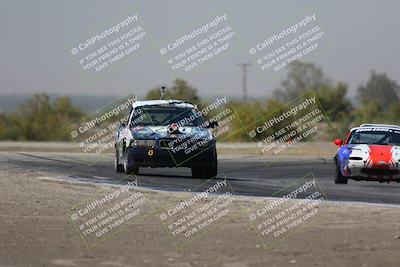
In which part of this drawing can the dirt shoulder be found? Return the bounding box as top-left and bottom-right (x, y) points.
(1, 159), (400, 267)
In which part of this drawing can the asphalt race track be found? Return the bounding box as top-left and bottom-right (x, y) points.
(3, 152), (400, 205)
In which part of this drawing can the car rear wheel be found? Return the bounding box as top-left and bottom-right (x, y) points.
(115, 148), (124, 173)
(335, 162), (348, 184)
(124, 147), (139, 175)
(191, 147), (217, 179)
(191, 167), (203, 178)
(192, 166), (217, 179)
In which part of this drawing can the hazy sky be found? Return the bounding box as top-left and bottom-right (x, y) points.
(1, 0), (399, 98)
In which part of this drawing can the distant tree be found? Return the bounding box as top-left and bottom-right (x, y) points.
(357, 71), (400, 111)
(274, 61), (353, 122)
(52, 96), (84, 139)
(145, 79), (200, 104)
(353, 102), (382, 125)
(224, 100), (278, 141)
(389, 103), (400, 119)
(0, 114), (18, 140)
(12, 94), (52, 140)
(10, 94), (83, 141)
(315, 83), (353, 121)
(274, 61), (330, 102)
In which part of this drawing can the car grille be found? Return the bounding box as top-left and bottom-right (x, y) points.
(159, 136), (212, 151)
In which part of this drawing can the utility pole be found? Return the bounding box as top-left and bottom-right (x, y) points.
(237, 63), (251, 102)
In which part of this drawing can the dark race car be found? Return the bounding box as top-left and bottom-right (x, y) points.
(333, 123), (400, 184)
(114, 99), (218, 178)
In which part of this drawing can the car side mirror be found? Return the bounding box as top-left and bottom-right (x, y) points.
(207, 121), (219, 129)
(333, 138), (343, 146)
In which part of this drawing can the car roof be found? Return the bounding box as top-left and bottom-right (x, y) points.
(132, 99), (196, 109)
(350, 123), (400, 132)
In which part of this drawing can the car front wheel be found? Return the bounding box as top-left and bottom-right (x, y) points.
(335, 162), (348, 184)
(124, 147), (139, 175)
(115, 147), (124, 173)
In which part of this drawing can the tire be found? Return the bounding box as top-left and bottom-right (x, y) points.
(191, 167), (203, 178)
(335, 162), (348, 184)
(191, 147), (218, 179)
(115, 147), (124, 173)
(124, 147), (139, 175)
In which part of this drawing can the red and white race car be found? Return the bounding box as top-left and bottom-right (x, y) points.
(333, 124), (400, 184)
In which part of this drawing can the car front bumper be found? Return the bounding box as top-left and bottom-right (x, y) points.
(342, 160), (400, 181)
(127, 145), (216, 167)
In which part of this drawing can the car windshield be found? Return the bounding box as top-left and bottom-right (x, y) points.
(348, 129), (400, 146)
(130, 106), (204, 127)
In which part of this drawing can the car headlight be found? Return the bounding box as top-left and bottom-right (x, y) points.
(131, 139), (157, 147)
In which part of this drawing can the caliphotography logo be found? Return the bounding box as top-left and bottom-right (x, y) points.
(68, 6), (151, 82)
